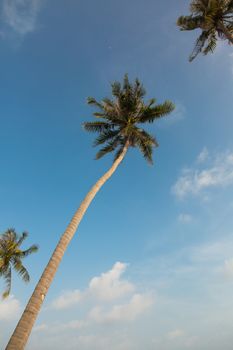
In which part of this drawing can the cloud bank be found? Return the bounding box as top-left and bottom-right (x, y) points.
(36, 262), (154, 335)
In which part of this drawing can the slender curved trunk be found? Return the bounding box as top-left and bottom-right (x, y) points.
(6, 142), (129, 350)
(218, 22), (233, 44)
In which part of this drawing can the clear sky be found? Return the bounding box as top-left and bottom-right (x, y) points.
(0, 0), (233, 349)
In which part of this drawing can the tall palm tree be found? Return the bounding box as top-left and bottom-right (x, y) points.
(177, 0), (233, 61)
(6, 75), (175, 350)
(0, 229), (38, 299)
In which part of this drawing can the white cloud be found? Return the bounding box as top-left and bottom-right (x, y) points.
(88, 262), (134, 301)
(33, 320), (87, 333)
(192, 240), (233, 263)
(52, 262), (135, 310)
(168, 329), (185, 339)
(0, 295), (21, 321)
(172, 150), (233, 198)
(47, 263), (154, 342)
(88, 293), (154, 323)
(178, 213), (192, 223)
(197, 147), (209, 163)
(2, 0), (43, 36)
(34, 294), (153, 334)
(51, 289), (83, 310)
(30, 332), (135, 350)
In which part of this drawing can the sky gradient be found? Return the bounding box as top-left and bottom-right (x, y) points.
(0, 0), (233, 349)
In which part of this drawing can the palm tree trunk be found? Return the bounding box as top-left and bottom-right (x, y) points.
(6, 142), (129, 350)
(218, 22), (233, 44)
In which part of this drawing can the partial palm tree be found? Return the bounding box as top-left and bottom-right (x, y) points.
(6, 75), (175, 350)
(0, 229), (38, 299)
(177, 0), (233, 61)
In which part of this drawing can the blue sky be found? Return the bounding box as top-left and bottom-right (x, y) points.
(0, 0), (233, 349)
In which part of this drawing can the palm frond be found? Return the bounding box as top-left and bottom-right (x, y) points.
(83, 121), (114, 133)
(134, 78), (146, 98)
(189, 30), (210, 61)
(139, 101), (175, 123)
(87, 97), (103, 110)
(17, 232), (28, 247)
(190, 0), (209, 14)
(226, 0), (233, 12)
(102, 98), (115, 108)
(94, 130), (120, 146)
(123, 74), (131, 91)
(20, 245), (39, 258)
(3, 228), (17, 242)
(147, 98), (157, 107)
(139, 129), (159, 147)
(111, 81), (121, 97)
(136, 138), (154, 164)
(177, 15), (203, 30)
(12, 259), (30, 283)
(203, 31), (217, 53)
(95, 138), (121, 159)
(2, 267), (11, 299)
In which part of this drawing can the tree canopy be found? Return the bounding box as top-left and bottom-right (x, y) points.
(177, 0), (233, 61)
(0, 229), (38, 298)
(83, 75), (175, 164)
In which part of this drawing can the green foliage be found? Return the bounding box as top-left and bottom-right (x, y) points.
(0, 229), (38, 298)
(177, 0), (233, 61)
(83, 75), (175, 164)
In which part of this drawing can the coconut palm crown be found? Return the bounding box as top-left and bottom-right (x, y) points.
(177, 0), (233, 61)
(0, 229), (38, 298)
(83, 75), (175, 164)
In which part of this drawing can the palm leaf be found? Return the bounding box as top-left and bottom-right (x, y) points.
(19, 244), (39, 258)
(94, 130), (120, 146)
(87, 97), (103, 110)
(177, 15), (203, 30)
(111, 81), (121, 97)
(134, 78), (146, 98)
(139, 101), (175, 123)
(83, 121), (114, 133)
(203, 31), (217, 54)
(12, 259), (30, 283)
(136, 138), (154, 164)
(17, 232), (28, 247)
(2, 267), (11, 299)
(189, 30), (210, 61)
(95, 137), (122, 159)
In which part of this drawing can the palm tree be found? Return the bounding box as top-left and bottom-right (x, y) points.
(6, 75), (175, 350)
(0, 229), (38, 299)
(177, 0), (233, 61)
